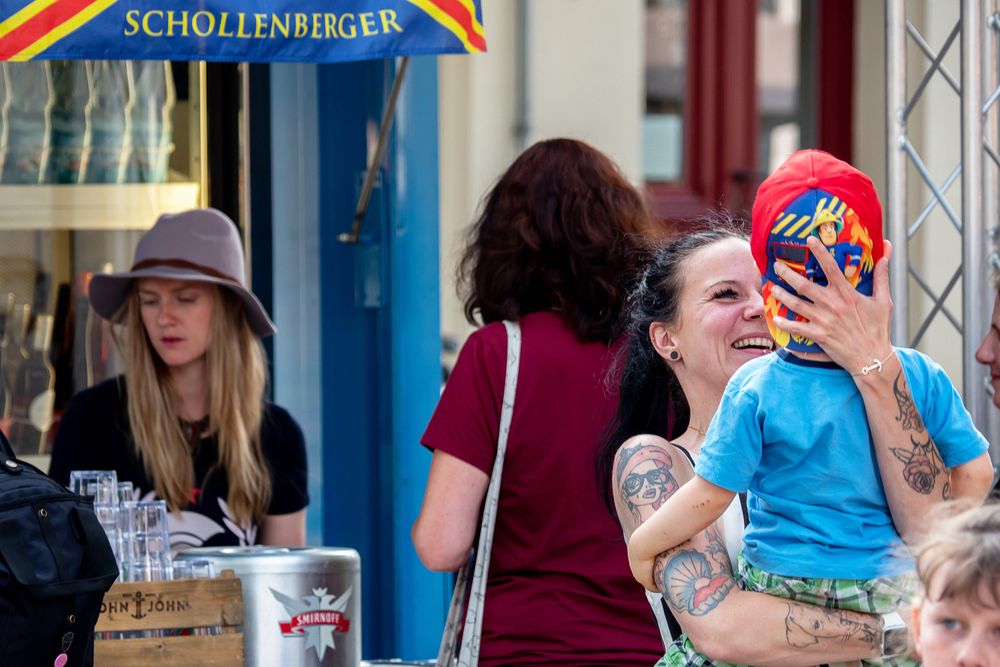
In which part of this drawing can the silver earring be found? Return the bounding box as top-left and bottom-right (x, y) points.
(669, 350), (680, 361)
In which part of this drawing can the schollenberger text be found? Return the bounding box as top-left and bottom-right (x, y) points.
(123, 9), (404, 40)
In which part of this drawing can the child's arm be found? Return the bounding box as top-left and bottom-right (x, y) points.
(949, 451), (995, 500)
(627, 475), (735, 591)
(613, 435), (888, 666)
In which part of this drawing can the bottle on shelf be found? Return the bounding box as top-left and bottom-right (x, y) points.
(8, 313), (55, 455)
(0, 61), (53, 184)
(47, 60), (92, 184)
(52, 282), (74, 410)
(4, 303), (31, 394)
(0, 292), (14, 423)
(83, 60), (132, 184)
(127, 61), (175, 183)
(86, 263), (120, 385)
(72, 271), (91, 394)
(73, 264), (120, 393)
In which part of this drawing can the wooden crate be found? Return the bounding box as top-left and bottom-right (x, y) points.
(94, 569), (244, 667)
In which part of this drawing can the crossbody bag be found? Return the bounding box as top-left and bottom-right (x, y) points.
(436, 320), (520, 667)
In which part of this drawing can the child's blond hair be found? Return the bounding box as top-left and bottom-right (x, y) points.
(914, 501), (1000, 606)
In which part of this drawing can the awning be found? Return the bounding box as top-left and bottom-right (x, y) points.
(0, 0), (486, 62)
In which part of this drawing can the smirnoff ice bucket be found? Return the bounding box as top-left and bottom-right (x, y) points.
(176, 546), (361, 667)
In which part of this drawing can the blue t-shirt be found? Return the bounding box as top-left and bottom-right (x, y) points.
(695, 347), (989, 579)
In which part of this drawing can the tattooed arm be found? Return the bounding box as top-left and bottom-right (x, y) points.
(628, 476), (733, 591)
(614, 434), (885, 666)
(770, 238), (952, 540)
(853, 357), (953, 539)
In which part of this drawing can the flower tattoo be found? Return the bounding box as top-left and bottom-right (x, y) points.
(891, 370), (947, 496)
(891, 434), (943, 495)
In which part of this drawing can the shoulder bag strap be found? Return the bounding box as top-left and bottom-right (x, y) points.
(436, 321), (520, 667)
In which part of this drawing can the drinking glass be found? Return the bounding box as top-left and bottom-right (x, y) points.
(186, 559), (219, 635)
(120, 500), (171, 582)
(83, 477), (121, 571)
(111, 481), (134, 579)
(171, 560), (192, 580)
(68, 469), (117, 497)
(116, 481), (134, 505)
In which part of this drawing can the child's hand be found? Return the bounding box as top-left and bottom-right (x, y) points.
(629, 551), (658, 592)
(772, 236), (893, 373)
(627, 528), (660, 592)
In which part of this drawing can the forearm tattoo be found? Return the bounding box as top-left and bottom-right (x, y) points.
(657, 525), (735, 617)
(616, 442), (680, 522)
(890, 371), (948, 497)
(783, 603), (880, 650)
(893, 371), (926, 433)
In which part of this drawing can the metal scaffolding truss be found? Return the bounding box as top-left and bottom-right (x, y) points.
(886, 0), (1000, 453)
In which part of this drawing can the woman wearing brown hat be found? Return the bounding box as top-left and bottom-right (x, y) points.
(49, 208), (308, 550)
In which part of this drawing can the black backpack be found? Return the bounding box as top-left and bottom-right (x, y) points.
(0, 430), (119, 666)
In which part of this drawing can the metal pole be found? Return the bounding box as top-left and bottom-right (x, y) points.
(240, 62), (253, 284)
(962, 0), (990, 426)
(338, 56), (411, 244)
(983, 4), (1000, 456)
(886, 0), (908, 345)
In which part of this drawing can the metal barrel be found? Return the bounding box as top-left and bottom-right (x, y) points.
(176, 546), (361, 667)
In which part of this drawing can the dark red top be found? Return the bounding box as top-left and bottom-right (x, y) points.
(422, 312), (663, 666)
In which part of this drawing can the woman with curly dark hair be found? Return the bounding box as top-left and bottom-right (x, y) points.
(412, 138), (665, 665)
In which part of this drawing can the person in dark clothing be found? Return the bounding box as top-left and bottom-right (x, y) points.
(50, 208), (308, 551)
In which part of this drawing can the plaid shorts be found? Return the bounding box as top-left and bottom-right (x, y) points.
(652, 556), (919, 667)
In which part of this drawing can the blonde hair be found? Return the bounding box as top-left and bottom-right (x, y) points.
(914, 501), (1000, 607)
(114, 284), (272, 525)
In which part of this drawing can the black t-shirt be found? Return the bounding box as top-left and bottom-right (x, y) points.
(49, 377), (309, 552)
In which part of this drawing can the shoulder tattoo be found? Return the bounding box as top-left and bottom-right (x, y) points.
(616, 441), (680, 522)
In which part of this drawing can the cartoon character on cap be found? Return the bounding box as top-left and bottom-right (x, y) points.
(803, 204), (862, 286)
(750, 149), (883, 354)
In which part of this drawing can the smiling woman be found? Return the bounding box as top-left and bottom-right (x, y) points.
(596, 206), (989, 666)
(49, 208), (309, 555)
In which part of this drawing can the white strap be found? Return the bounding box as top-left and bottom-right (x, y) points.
(440, 320), (519, 667)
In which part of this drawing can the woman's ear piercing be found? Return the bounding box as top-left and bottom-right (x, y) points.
(669, 351), (680, 361)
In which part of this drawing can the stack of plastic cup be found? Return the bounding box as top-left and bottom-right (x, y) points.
(69, 470), (121, 569)
(70, 470), (121, 641)
(68, 469), (118, 497)
(120, 499), (172, 582)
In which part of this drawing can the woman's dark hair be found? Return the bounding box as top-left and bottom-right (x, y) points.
(459, 138), (658, 343)
(596, 216), (749, 514)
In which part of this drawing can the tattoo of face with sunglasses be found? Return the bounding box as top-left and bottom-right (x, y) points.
(617, 443), (680, 522)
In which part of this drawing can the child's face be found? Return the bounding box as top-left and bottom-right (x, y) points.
(912, 581), (1000, 666)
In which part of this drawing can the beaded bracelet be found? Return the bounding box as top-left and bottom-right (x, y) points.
(852, 350), (896, 376)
